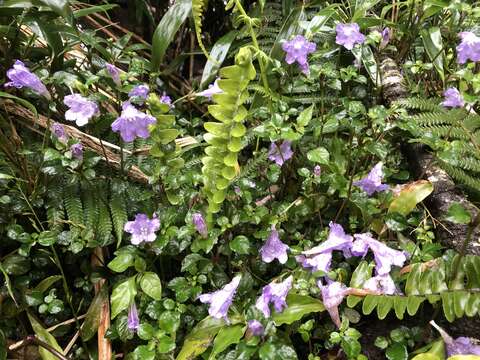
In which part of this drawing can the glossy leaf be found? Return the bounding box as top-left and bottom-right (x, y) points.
(445, 203), (471, 225)
(81, 283), (108, 341)
(111, 276), (137, 319)
(420, 27), (444, 82)
(306, 147), (330, 164)
(27, 313), (64, 360)
(140, 272), (162, 300)
(38, 0), (73, 24)
(209, 325), (246, 359)
(388, 180), (433, 216)
(273, 294), (325, 326)
(34, 275), (62, 293)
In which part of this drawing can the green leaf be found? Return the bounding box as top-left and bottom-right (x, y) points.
(445, 203), (472, 224)
(420, 27), (444, 82)
(0, 91), (37, 118)
(209, 325), (246, 359)
(73, 4), (118, 18)
(296, 105), (314, 130)
(108, 253), (134, 273)
(377, 296), (393, 319)
(140, 272), (162, 301)
(272, 294), (325, 326)
(132, 345), (156, 360)
(386, 342), (408, 360)
(157, 334), (176, 353)
(362, 295), (379, 315)
(352, 45), (378, 85)
(111, 276), (137, 319)
(159, 311), (181, 334)
(2, 254), (30, 275)
(81, 284), (108, 341)
(109, 196), (127, 248)
(176, 317), (225, 360)
(393, 296), (408, 320)
(38, 0), (73, 24)
(27, 313), (64, 360)
(34, 275), (62, 293)
(407, 296), (425, 316)
(441, 292), (455, 322)
(151, 0), (192, 71)
(229, 235), (251, 255)
(259, 341), (298, 360)
(350, 260), (373, 288)
(201, 30), (238, 88)
(306, 147), (330, 164)
(388, 180), (434, 216)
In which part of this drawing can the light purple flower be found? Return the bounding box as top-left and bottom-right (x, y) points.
(352, 233), (407, 275)
(124, 213), (160, 245)
(430, 320), (480, 357)
(111, 102), (156, 142)
(335, 23), (366, 50)
(363, 274), (396, 295)
(70, 143), (83, 160)
(64, 94), (99, 127)
(255, 276), (293, 318)
(441, 87), (464, 108)
(198, 275), (241, 320)
(319, 280), (350, 328)
(51, 122), (68, 142)
(5, 60), (51, 99)
(248, 320), (264, 336)
(297, 252), (333, 273)
(313, 165), (321, 177)
(197, 78), (223, 99)
(353, 162), (389, 196)
(106, 63), (121, 86)
(268, 141), (293, 166)
(160, 93), (174, 107)
(192, 212), (208, 238)
(127, 302), (139, 331)
(128, 84), (149, 102)
(456, 32), (480, 64)
(380, 28), (391, 48)
(260, 228), (289, 264)
(281, 35), (316, 74)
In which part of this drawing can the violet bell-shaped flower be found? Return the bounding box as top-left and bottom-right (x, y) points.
(281, 35), (316, 74)
(247, 320), (264, 336)
(192, 212), (208, 238)
(363, 274), (397, 295)
(260, 227), (289, 264)
(255, 276), (293, 318)
(456, 31), (480, 64)
(441, 87), (464, 108)
(319, 280), (351, 328)
(196, 78), (223, 99)
(353, 162), (389, 196)
(430, 320), (480, 356)
(106, 63), (121, 86)
(335, 23), (366, 50)
(111, 102), (156, 142)
(64, 94), (99, 127)
(128, 84), (149, 102)
(5, 60), (51, 99)
(268, 141), (293, 166)
(124, 213), (160, 245)
(198, 275), (241, 320)
(352, 233), (407, 275)
(51, 122), (68, 142)
(380, 27), (391, 48)
(160, 93), (174, 107)
(127, 302), (140, 331)
(70, 143), (83, 160)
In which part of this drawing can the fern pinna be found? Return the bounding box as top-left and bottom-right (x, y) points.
(395, 98), (480, 193)
(201, 47), (256, 214)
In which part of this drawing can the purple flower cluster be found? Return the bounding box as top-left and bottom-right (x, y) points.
(442, 87), (464, 108)
(255, 276), (293, 317)
(456, 32), (480, 64)
(260, 227), (289, 264)
(247, 320), (264, 336)
(268, 141), (293, 166)
(70, 143), (83, 160)
(124, 213), (160, 245)
(51, 122), (68, 142)
(353, 162), (389, 196)
(319, 281), (350, 328)
(198, 275), (241, 320)
(5, 60), (51, 99)
(282, 35), (316, 74)
(64, 94), (99, 127)
(160, 93), (173, 107)
(335, 23), (366, 50)
(111, 102), (156, 142)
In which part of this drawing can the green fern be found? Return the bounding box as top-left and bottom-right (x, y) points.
(109, 195), (127, 248)
(192, 0), (210, 59)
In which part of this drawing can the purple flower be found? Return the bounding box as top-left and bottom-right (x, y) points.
(363, 274), (397, 295)
(5, 60), (51, 99)
(380, 28), (391, 48)
(441, 87), (464, 108)
(430, 320), (480, 357)
(51, 122), (68, 142)
(160, 93), (173, 107)
(319, 280), (350, 328)
(456, 32), (480, 64)
(124, 213), (160, 245)
(313, 165), (321, 177)
(335, 23), (366, 50)
(248, 320), (264, 336)
(64, 94), (99, 127)
(301, 222), (353, 273)
(198, 275), (241, 320)
(281, 35), (316, 74)
(70, 143), (83, 160)
(260, 228), (289, 264)
(255, 276), (293, 318)
(111, 102), (156, 142)
(352, 233), (407, 275)
(353, 162), (389, 196)
(127, 302), (139, 331)
(197, 78), (223, 99)
(192, 212), (208, 238)
(106, 63), (121, 86)
(268, 141), (293, 166)
(128, 84), (149, 102)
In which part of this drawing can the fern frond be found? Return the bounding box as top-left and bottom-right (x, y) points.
(394, 97), (440, 111)
(439, 163), (480, 190)
(110, 195), (127, 248)
(192, 0), (210, 59)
